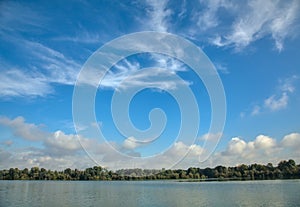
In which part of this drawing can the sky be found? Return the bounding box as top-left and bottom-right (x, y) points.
(0, 0), (300, 170)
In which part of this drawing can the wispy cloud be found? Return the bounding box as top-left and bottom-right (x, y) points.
(251, 105), (261, 116)
(0, 40), (81, 98)
(196, 0), (233, 31)
(0, 69), (52, 98)
(53, 31), (105, 44)
(0, 1), (47, 35)
(209, 0), (300, 51)
(79, 54), (190, 91)
(214, 62), (229, 74)
(0, 2), (83, 98)
(145, 0), (171, 32)
(24, 41), (81, 85)
(143, 0), (300, 52)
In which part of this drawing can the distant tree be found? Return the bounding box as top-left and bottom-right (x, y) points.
(0, 159), (299, 181)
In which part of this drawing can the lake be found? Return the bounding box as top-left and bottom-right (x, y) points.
(1, 180), (299, 206)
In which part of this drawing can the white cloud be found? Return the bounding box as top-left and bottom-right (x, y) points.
(225, 137), (247, 155)
(209, 132), (300, 167)
(282, 133), (300, 149)
(1, 116), (299, 170)
(145, 0), (171, 32)
(0, 116), (111, 169)
(196, 0), (233, 31)
(0, 69), (52, 97)
(270, 0), (299, 51)
(248, 76), (297, 116)
(0, 116), (205, 169)
(207, 0), (299, 51)
(167, 141), (203, 157)
(200, 132), (223, 142)
(264, 92), (288, 111)
(0, 40), (81, 98)
(222, 134), (278, 158)
(263, 76), (298, 112)
(45, 131), (85, 151)
(80, 54), (190, 91)
(23, 41), (81, 85)
(114, 68), (190, 91)
(279, 75), (298, 93)
(54, 31), (105, 44)
(0, 1), (82, 98)
(254, 135), (276, 149)
(0, 1), (46, 34)
(150, 54), (187, 72)
(0, 116), (46, 141)
(251, 105), (261, 116)
(0, 116), (96, 155)
(0, 147), (95, 170)
(214, 63), (229, 74)
(122, 137), (140, 150)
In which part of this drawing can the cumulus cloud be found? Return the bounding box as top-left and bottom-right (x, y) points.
(45, 131), (87, 151)
(0, 116), (46, 141)
(254, 135), (276, 149)
(0, 116), (116, 169)
(167, 141), (203, 157)
(1, 116), (300, 170)
(0, 116), (98, 157)
(282, 133), (300, 149)
(200, 132), (223, 142)
(209, 133), (299, 167)
(224, 137), (247, 155)
(122, 137), (140, 150)
(0, 147), (95, 170)
(129, 141), (205, 169)
(0, 116), (207, 169)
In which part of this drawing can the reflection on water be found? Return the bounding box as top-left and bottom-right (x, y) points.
(1, 180), (300, 207)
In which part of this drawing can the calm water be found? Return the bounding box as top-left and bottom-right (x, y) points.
(0, 180), (299, 207)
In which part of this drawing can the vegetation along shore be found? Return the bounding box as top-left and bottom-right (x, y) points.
(1, 159), (299, 181)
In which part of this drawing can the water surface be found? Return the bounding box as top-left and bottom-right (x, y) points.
(1, 180), (299, 206)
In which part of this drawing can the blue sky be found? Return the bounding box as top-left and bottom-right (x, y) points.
(0, 0), (300, 170)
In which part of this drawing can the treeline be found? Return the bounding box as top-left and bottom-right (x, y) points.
(0, 159), (299, 181)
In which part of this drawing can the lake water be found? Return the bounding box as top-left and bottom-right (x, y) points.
(1, 180), (299, 207)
